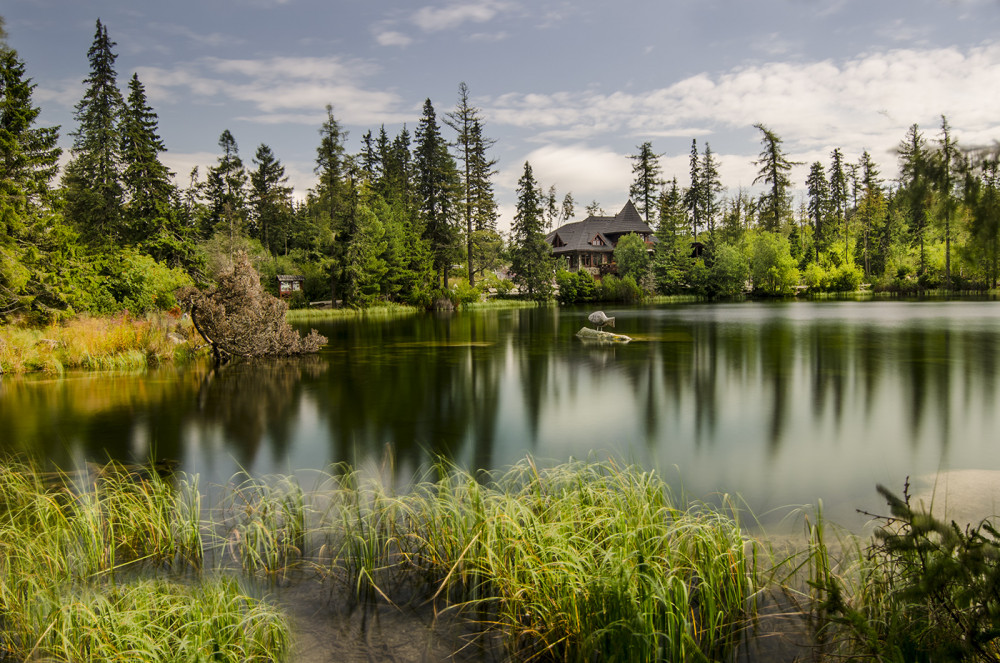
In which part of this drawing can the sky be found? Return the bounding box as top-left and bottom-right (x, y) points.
(6, 0), (1000, 230)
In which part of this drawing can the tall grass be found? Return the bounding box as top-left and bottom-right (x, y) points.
(461, 298), (549, 310)
(285, 303), (419, 322)
(0, 313), (200, 375)
(0, 456), (779, 661)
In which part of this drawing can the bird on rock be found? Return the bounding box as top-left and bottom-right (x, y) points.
(588, 311), (615, 331)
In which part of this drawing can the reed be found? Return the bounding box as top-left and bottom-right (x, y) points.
(461, 298), (548, 310)
(285, 303), (419, 322)
(0, 313), (199, 375)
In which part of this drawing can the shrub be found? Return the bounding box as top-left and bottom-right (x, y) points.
(177, 251), (327, 365)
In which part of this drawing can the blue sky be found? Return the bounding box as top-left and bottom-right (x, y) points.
(6, 0), (1000, 228)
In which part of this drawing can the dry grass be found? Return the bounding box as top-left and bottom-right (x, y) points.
(0, 312), (201, 374)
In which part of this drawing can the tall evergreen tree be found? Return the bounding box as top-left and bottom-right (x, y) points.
(120, 73), (180, 256)
(468, 117), (498, 233)
(204, 129), (247, 248)
(752, 123), (800, 233)
(445, 82), (496, 286)
(934, 115), (960, 288)
(64, 19), (125, 244)
(700, 143), (723, 241)
(806, 161), (830, 261)
(629, 141), (664, 223)
(415, 98), (460, 288)
(684, 139), (703, 235)
(829, 148), (849, 258)
(653, 178), (691, 293)
(510, 161), (553, 300)
(855, 151), (885, 276)
(249, 143), (293, 255)
(0, 46), (63, 316)
(897, 123), (931, 272)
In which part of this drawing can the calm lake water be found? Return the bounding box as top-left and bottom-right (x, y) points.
(4, 299), (1000, 527)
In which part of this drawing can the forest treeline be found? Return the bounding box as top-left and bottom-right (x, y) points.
(3, 17), (1000, 324)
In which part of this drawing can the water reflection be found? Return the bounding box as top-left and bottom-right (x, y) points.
(4, 301), (1000, 523)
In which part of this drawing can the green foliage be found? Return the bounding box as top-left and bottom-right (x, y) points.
(750, 231), (800, 295)
(814, 483), (1000, 662)
(101, 249), (193, 312)
(613, 232), (650, 284)
(598, 274), (643, 302)
(704, 242), (749, 297)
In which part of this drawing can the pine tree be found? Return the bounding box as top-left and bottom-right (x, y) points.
(701, 143), (723, 241)
(510, 161), (552, 300)
(0, 46), (63, 317)
(829, 148), (849, 257)
(204, 129), (247, 249)
(753, 123), (800, 233)
(898, 123), (931, 272)
(653, 178), (691, 294)
(120, 72), (181, 257)
(806, 162), (830, 261)
(445, 83), (496, 286)
(856, 151), (885, 276)
(629, 141), (664, 223)
(934, 115), (960, 289)
(64, 19), (125, 244)
(684, 139), (702, 235)
(249, 143), (293, 255)
(415, 98), (460, 289)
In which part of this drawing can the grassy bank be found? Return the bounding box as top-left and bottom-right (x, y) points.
(0, 313), (201, 375)
(285, 302), (420, 322)
(0, 458), (762, 662)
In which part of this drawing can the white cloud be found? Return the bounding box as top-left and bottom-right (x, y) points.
(411, 1), (513, 32)
(135, 55), (409, 126)
(375, 30), (414, 47)
(500, 143), (631, 204)
(488, 43), (1000, 188)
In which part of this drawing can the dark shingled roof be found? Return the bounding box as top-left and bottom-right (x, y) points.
(545, 200), (653, 255)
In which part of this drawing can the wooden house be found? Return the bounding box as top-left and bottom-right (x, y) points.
(545, 201), (655, 274)
(276, 274), (305, 298)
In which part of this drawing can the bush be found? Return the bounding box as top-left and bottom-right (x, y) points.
(102, 249), (194, 313)
(750, 232), (799, 295)
(817, 483), (1000, 662)
(598, 274), (643, 303)
(450, 279), (482, 307)
(829, 262), (863, 292)
(177, 251), (327, 364)
(555, 269), (577, 304)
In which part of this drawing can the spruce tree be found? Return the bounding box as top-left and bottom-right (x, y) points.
(249, 143), (293, 255)
(510, 161), (552, 300)
(64, 19), (125, 244)
(898, 123), (931, 272)
(934, 115), (960, 289)
(415, 98), (460, 289)
(829, 148), (849, 258)
(629, 141), (664, 223)
(204, 129), (247, 249)
(700, 143), (723, 242)
(753, 123), (800, 233)
(653, 178), (691, 294)
(120, 72), (180, 256)
(684, 139), (702, 235)
(445, 83), (496, 286)
(0, 47), (63, 317)
(806, 162), (830, 261)
(561, 192), (575, 222)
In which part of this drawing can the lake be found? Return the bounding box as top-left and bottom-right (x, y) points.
(4, 299), (1000, 528)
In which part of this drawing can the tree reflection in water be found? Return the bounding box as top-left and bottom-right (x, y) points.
(3, 301), (1000, 519)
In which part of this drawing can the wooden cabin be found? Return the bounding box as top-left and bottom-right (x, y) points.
(276, 274), (305, 298)
(545, 200), (655, 274)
